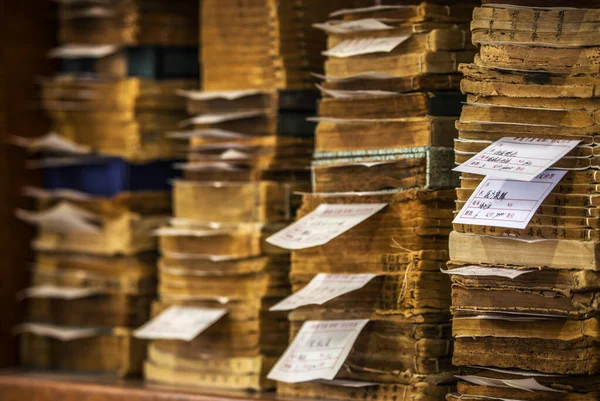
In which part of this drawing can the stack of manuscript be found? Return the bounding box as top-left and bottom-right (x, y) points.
(16, 190), (170, 377)
(57, 0), (198, 46)
(448, 2), (600, 401)
(139, 0), (373, 390)
(14, 0), (194, 377)
(201, 0), (373, 90)
(312, 3), (476, 193)
(268, 3), (478, 400)
(141, 89), (315, 390)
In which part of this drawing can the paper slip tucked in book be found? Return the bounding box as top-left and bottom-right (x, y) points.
(442, 266), (536, 279)
(454, 137), (580, 181)
(267, 320), (369, 383)
(316, 84), (399, 99)
(16, 202), (101, 234)
(14, 323), (102, 341)
(177, 89), (265, 101)
(134, 306), (227, 341)
(266, 203), (387, 250)
(453, 170), (567, 229)
(317, 379), (378, 388)
(456, 376), (563, 393)
(180, 110), (266, 126)
(313, 18), (394, 34)
(323, 36), (410, 58)
(270, 274), (378, 311)
(48, 44), (118, 59)
(18, 285), (106, 300)
(11, 132), (91, 154)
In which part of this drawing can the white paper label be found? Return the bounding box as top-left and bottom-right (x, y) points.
(314, 18), (394, 34)
(134, 306), (227, 341)
(323, 36), (410, 58)
(453, 170), (566, 229)
(266, 203), (387, 250)
(18, 285), (105, 300)
(443, 266), (536, 279)
(454, 137), (580, 181)
(267, 319), (369, 383)
(270, 274), (378, 311)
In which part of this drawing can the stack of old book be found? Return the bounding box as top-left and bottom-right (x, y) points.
(270, 3), (477, 401)
(140, 0), (373, 391)
(447, 2), (600, 401)
(14, 0), (198, 377)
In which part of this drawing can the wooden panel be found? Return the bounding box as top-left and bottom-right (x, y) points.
(0, 372), (283, 401)
(0, 0), (56, 366)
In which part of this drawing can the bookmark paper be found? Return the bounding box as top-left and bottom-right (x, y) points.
(268, 320), (369, 383)
(442, 266), (535, 279)
(134, 306), (227, 341)
(270, 274), (378, 311)
(453, 170), (567, 229)
(323, 36), (410, 58)
(266, 203), (387, 250)
(454, 137), (580, 181)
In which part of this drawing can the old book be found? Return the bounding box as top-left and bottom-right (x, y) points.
(280, 381), (453, 401)
(57, 0), (199, 46)
(454, 368), (600, 401)
(290, 271), (450, 317)
(18, 324), (145, 377)
(452, 317), (600, 374)
(33, 252), (156, 294)
(144, 346), (276, 390)
(448, 264), (600, 318)
(201, 0), (375, 90)
(472, 6), (600, 47)
(476, 44), (600, 74)
(288, 310), (454, 384)
(319, 73), (462, 93)
(173, 180), (308, 224)
(449, 231), (600, 270)
(30, 211), (166, 256)
(318, 92), (465, 119)
(315, 117), (457, 154)
(312, 148), (458, 192)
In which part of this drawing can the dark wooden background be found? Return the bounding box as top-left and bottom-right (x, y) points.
(0, 0), (55, 367)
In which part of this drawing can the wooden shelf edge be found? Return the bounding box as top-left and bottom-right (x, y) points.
(0, 371), (281, 401)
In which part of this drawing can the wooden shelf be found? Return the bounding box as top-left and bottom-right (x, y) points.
(0, 371), (283, 401)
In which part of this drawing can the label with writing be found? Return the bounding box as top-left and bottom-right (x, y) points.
(270, 274), (378, 311)
(14, 323), (103, 342)
(323, 36), (410, 58)
(268, 319), (369, 383)
(454, 137), (580, 181)
(266, 203), (387, 250)
(134, 306), (227, 341)
(453, 170), (567, 229)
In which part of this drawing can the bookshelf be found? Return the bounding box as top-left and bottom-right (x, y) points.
(0, 371), (284, 401)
